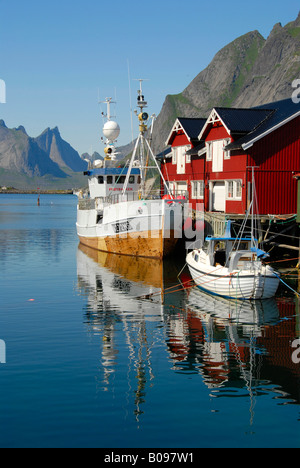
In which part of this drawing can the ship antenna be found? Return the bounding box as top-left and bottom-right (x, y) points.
(127, 60), (134, 143)
(122, 80), (172, 198)
(99, 96), (120, 163)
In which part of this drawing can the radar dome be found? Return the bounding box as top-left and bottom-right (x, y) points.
(103, 121), (120, 141)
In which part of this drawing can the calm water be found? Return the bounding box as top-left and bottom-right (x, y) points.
(0, 194), (299, 448)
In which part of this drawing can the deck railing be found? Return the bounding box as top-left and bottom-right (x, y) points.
(78, 190), (189, 210)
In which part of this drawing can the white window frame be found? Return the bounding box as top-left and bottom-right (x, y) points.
(236, 180), (242, 199)
(191, 180), (205, 200)
(172, 148), (177, 165)
(206, 142), (212, 161)
(186, 145), (192, 164)
(206, 138), (231, 163)
(223, 138), (231, 160)
(169, 181), (176, 195)
(226, 180), (242, 200)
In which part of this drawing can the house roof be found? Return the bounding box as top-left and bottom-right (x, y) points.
(178, 117), (207, 140)
(166, 117), (206, 146)
(161, 97), (300, 160)
(156, 147), (172, 160)
(225, 98), (300, 151)
(213, 107), (274, 134)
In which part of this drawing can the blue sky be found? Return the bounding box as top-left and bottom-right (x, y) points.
(0, 0), (299, 155)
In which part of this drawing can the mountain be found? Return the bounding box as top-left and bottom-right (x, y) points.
(35, 127), (87, 172)
(150, 12), (300, 153)
(81, 151), (104, 163)
(0, 122), (87, 190)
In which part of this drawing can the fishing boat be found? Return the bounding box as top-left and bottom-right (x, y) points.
(186, 170), (280, 300)
(76, 81), (185, 259)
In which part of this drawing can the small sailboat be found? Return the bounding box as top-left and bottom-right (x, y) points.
(186, 170), (280, 300)
(76, 81), (185, 259)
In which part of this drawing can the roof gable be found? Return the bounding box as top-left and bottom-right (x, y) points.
(198, 107), (274, 140)
(166, 117), (206, 146)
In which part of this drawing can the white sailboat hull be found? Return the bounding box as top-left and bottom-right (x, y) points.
(186, 252), (280, 300)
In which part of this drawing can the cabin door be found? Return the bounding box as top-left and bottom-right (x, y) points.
(212, 140), (224, 173)
(211, 181), (225, 212)
(177, 147), (186, 174)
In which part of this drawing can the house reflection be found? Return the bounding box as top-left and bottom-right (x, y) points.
(77, 244), (300, 423)
(165, 286), (300, 406)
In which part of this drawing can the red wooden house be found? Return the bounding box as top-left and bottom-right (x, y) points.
(159, 98), (300, 215)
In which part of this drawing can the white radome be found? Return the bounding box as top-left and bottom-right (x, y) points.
(93, 159), (103, 168)
(103, 121), (120, 141)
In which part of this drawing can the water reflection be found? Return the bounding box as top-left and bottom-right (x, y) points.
(77, 245), (174, 420)
(167, 287), (300, 413)
(77, 245), (300, 423)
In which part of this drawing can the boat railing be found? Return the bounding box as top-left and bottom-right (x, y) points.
(78, 190), (189, 210)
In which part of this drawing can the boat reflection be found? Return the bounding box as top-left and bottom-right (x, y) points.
(166, 284), (300, 410)
(77, 246), (300, 424)
(77, 244), (178, 421)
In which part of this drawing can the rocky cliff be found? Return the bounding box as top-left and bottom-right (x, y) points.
(150, 12), (300, 153)
(0, 122), (87, 189)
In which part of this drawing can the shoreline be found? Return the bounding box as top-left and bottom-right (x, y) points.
(0, 189), (75, 195)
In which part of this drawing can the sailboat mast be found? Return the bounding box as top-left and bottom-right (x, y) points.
(251, 166), (254, 250)
(248, 165), (259, 250)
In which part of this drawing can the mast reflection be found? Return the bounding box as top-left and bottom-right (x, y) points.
(77, 245), (300, 425)
(77, 244), (169, 421)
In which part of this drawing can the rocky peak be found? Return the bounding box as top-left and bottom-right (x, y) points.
(151, 12), (300, 154)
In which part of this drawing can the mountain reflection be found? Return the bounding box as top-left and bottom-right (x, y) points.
(77, 244), (300, 422)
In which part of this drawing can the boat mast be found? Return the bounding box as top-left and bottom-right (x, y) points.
(122, 81), (172, 198)
(249, 166), (259, 250)
(136, 79), (149, 198)
(100, 97), (120, 164)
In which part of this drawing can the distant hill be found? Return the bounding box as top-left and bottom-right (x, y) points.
(0, 121), (88, 190)
(149, 12), (300, 153)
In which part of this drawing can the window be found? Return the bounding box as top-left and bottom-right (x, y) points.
(223, 138), (231, 159)
(191, 181), (198, 199)
(98, 176), (104, 184)
(226, 180), (242, 200)
(169, 182), (176, 195)
(227, 181), (234, 198)
(172, 148), (177, 165)
(129, 176), (135, 184)
(206, 139), (231, 166)
(206, 142), (212, 161)
(236, 180), (242, 199)
(186, 145), (191, 164)
(116, 176), (126, 184)
(107, 176), (113, 184)
(191, 181), (204, 199)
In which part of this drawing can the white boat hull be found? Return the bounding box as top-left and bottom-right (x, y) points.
(77, 199), (184, 259)
(186, 252), (280, 300)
